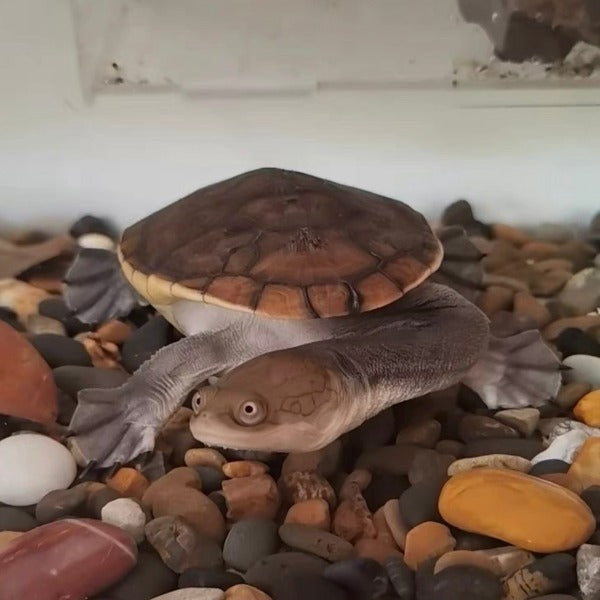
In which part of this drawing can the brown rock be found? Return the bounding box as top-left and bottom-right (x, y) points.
(492, 224), (530, 247)
(531, 269), (572, 297)
(156, 407), (197, 466)
(107, 467), (150, 500)
(373, 507), (398, 549)
(434, 550), (499, 576)
(225, 584), (272, 600)
(95, 320), (134, 344)
(223, 461), (269, 478)
(533, 258), (574, 273)
(512, 292), (552, 328)
(0, 320), (58, 425)
(568, 437), (600, 489)
(538, 473), (583, 495)
(355, 444), (422, 476)
(521, 241), (559, 261)
(382, 499), (407, 550)
(0, 279), (50, 323)
(478, 546), (535, 579)
(354, 538), (402, 564)
(494, 408), (540, 437)
(339, 470), (372, 499)
(543, 314), (600, 340)
(435, 440), (464, 458)
(557, 240), (596, 272)
(483, 273), (529, 293)
(184, 448), (227, 469)
(280, 440), (342, 478)
(81, 335), (122, 370)
(284, 499), (330, 531)
(477, 286), (514, 317)
(458, 415), (519, 443)
(279, 471), (336, 509)
(142, 467), (202, 509)
(222, 474), (280, 521)
(278, 523), (354, 562)
(482, 240), (524, 271)
(396, 419), (442, 448)
(404, 521), (456, 570)
(447, 454), (531, 476)
(408, 449), (455, 486)
(0, 531), (23, 547)
(332, 482), (377, 544)
(554, 382), (592, 411)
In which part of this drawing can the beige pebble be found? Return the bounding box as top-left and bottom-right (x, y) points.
(284, 498), (330, 531)
(224, 584), (272, 600)
(482, 273), (529, 293)
(222, 461), (268, 478)
(222, 474), (280, 521)
(382, 499), (407, 550)
(448, 454), (531, 476)
(184, 448), (227, 469)
(494, 408), (540, 437)
(477, 286), (514, 317)
(373, 507), (398, 549)
(25, 314), (66, 336)
(512, 292), (552, 328)
(0, 278), (50, 323)
(434, 550), (499, 576)
(404, 521), (456, 571)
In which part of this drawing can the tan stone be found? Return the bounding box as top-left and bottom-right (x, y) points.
(184, 447), (227, 469)
(373, 507), (398, 549)
(482, 240), (524, 271)
(284, 499), (330, 531)
(538, 473), (583, 495)
(439, 468), (595, 552)
(222, 474), (280, 521)
(279, 471), (336, 508)
(512, 292), (552, 328)
(478, 546), (535, 579)
(106, 467), (150, 500)
(492, 224), (530, 247)
(494, 408), (540, 437)
(477, 286), (514, 317)
(0, 278), (50, 323)
(543, 314), (600, 340)
(142, 467), (201, 508)
(574, 390), (600, 427)
(447, 455), (531, 476)
(222, 461), (268, 478)
(339, 470), (372, 499)
(332, 495), (376, 543)
(354, 538), (403, 565)
(533, 258), (574, 273)
(482, 273), (529, 293)
(396, 419), (442, 448)
(404, 521), (456, 571)
(95, 319), (134, 344)
(554, 382), (592, 411)
(82, 335), (122, 370)
(225, 584), (272, 600)
(434, 550), (499, 576)
(521, 241), (559, 261)
(0, 531), (23, 548)
(530, 269), (571, 297)
(569, 437), (600, 489)
(382, 499), (407, 550)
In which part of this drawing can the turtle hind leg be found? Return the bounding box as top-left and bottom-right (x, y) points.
(461, 329), (562, 410)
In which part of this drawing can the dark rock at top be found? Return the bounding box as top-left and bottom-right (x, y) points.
(556, 328), (600, 358)
(349, 408), (396, 453)
(29, 334), (92, 369)
(122, 315), (171, 373)
(69, 215), (117, 240)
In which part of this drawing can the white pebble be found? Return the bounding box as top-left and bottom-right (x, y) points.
(545, 419), (600, 445)
(77, 233), (115, 251)
(530, 429), (588, 465)
(150, 589), (225, 600)
(563, 355), (600, 389)
(101, 497), (147, 543)
(0, 433), (77, 506)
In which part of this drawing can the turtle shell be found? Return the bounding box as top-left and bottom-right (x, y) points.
(119, 168), (443, 319)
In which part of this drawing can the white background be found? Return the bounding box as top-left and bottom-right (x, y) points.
(1, 1), (600, 233)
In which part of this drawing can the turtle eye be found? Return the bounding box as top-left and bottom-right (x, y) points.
(191, 391), (206, 414)
(235, 399), (267, 426)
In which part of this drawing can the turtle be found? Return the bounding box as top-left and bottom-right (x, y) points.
(63, 168), (561, 469)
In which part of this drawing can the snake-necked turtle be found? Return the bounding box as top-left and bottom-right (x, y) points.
(64, 168), (560, 468)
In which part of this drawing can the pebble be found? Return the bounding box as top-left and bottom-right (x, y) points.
(122, 315), (171, 373)
(478, 546), (535, 579)
(436, 439), (465, 457)
(577, 544), (600, 600)
(0, 278), (50, 323)
(245, 552), (328, 594)
(453, 532), (502, 551)
(222, 474), (280, 521)
(0, 506), (38, 531)
(53, 365), (130, 398)
(280, 440), (342, 479)
(403, 521), (456, 570)
(279, 471), (336, 508)
(101, 498), (147, 543)
(494, 408), (540, 437)
(408, 449), (455, 485)
(434, 550), (499, 576)
(581, 486), (600, 522)
(0, 320), (58, 424)
(284, 499), (330, 530)
(332, 497), (375, 544)
(558, 268), (600, 315)
(513, 292), (552, 327)
(26, 313), (66, 335)
(556, 328), (600, 358)
(544, 315), (600, 340)
(574, 390), (600, 427)
(178, 568), (244, 590)
(223, 518), (279, 572)
(503, 554), (576, 600)
(539, 472), (584, 494)
(0, 432), (77, 506)
(355, 444), (421, 476)
(458, 415), (519, 442)
(194, 467), (226, 494)
(477, 285), (514, 317)
(95, 319), (134, 344)
(439, 468), (595, 552)
(100, 549), (177, 600)
(224, 585), (272, 600)
(35, 484), (88, 523)
(142, 467), (202, 507)
(563, 355), (600, 388)
(150, 591), (224, 600)
(350, 408), (396, 452)
(77, 232), (116, 251)
(0, 518), (137, 600)
(353, 538), (402, 564)
(70, 214), (116, 239)
(384, 555), (414, 599)
(279, 523), (353, 562)
(87, 484), (123, 518)
(554, 382), (592, 411)
(529, 460), (571, 476)
(418, 565), (503, 600)
(223, 461), (269, 478)
(271, 573), (350, 600)
(145, 515), (223, 573)
(363, 472), (410, 511)
(399, 474), (447, 529)
(157, 407), (198, 466)
(395, 419), (441, 448)
(37, 297), (89, 335)
(382, 499), (407, 550)
(531, 430), (589, 466)
(447, 454), (531, 476)
(463, 438), (544, 459)
(568, 437), (600, 489)
(185, 448), (227, 469)
(29, 333), (92, 368)
(323, 557), (389, 598)
(107, 467), (150, 500)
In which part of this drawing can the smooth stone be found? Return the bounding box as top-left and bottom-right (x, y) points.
(224, 585), (272, 600)
(463, 438), (544, 459)
(87, 485), (123, 518)
(577, 544), (600, 600)
(0, 320), (58, 424)
(222, 474), (280, 521)
(513, 292), (552, 328)
(323, 557), (389, 598)
(435, 440), (465, 458)
(245, 552), (328, 594)
(558, 268), (600, 316)
(494, 409), (540, 437)
(150, 589), (224, 600)
(0, 506), (38, 531)
(539, 473), (584, 494)
(529, 460), (571, 476)
(0, 433), (77, 506)
(278, 471), (336, 509)
(403, 521), (456, 570)
(122, 315), (171, 373)
(544, 315), (600, 340)
(271, 573), (350, 600)
(57, 389), (77, 425)
(77, 232), (116, 251)
(222, 461), (269, 479)
(531, 269), (572, 297)
(223, 518), (279, 572)
(568, 437), (600, 489)
(157, 407), (198, 466)
(178, 568), (244, 590)
(350, 408), (396, 452)
(503, 554), (576, 600)
(582, 487), (600, 522)
(363, 473), (410, 512)
(194, 467), (226, 494)
(399, 474), (447, 529)
(477, 285), (514, 318)
(384, 555), (414, 599)
(355, 444), (421, 476)
(556, 328), (600, 359)
(458, 415), (519, 443)
(563, 355), (600, 388)
(280, 440), (342, 479)
(107, 467), (150, 500)
(395, 420), (441, 448)
(575, 390), (600, 427)
(38, 297), (89, 335)
(0, 518), (137, 599)
(29, 333), (92, 368)
(142, 468), (202, 508)
(408, 450), (455, 486)
(434, 550), (498, 576)
(102, 498), (147, 543)
(278, 523), (353, 562)
(106, 550), (178, 600)
(448, 454), (531, 476)
(382, 499), (407, 550)
(184, 448), (227, 470)
(0, 531), (23, 547)
(478, 546), (535, 579)
(26, 313), (66, 335)
(0, 278), (50, 322)
(417, 565), (503, 600)
(354, 538), (402, 565)
(531, 430), (589, 466)
(554, 382), (592, 410)
(454, 532), (503, 551)
(35, 484), (88, 523)
(53, 365), (130, 399)
(284, 499), (330, 530)
(438, 468), (595, 552)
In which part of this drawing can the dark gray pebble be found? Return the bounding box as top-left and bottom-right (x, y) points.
(35, 485), (88, 523)
(463, 438), (543, 459)
(104, 550), (177, 600)
(435, 440), (464, 458)
(350, 408), (396, 452)
(457, 415), (519, 443)
(245, 552), (328, 594)
(86, 486), (122, 519)
(56, 390), (77, 425)
(0, 307), (24, 332)
(178, 568), (243, 590)
(324, 557), (389, 599)
(537, 403), (562, 419)
(582, 486), (600, 522)
(122, 315), (171, 373)
(278, 523), (354, 562)
(453, 531), (502, 551)
(556, 328), (600, 358)
(53, 366), (130, 399)
(29, 334), (91, 368)
(363, 473), (410, 512)
(0, 507), (39, 532)
(417, 565), (502, 600)
(399, 474), (448, 529)
(195, 466), (226, 494)
(223, 518), (279, 572)
(529, 460), (570, 477)
(356, 444), (421, 476)
(38, 297), (89, 335)
(408, 450), (455, 486)
(384, 555), (414, 599)
(272, 573), (350, 600)
(69, 214), (116, 239)
(441, 200), (491, 238)
(208, 491), (228, 517)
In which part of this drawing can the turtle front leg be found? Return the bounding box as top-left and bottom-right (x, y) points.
(66, 328), (250, 468)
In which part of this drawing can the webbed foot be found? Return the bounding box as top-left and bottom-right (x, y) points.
(461, 327), (562, 409)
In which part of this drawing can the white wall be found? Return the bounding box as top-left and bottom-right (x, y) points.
(1, 1), (600, 234)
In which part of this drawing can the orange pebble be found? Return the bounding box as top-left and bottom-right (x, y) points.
(106, 467), (150, 500)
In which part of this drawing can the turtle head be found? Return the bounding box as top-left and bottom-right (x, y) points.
(189, 351), (345, 453)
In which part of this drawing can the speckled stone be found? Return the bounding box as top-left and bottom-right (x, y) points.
(279, 471), (336, 509)
(478, 546), (535, 579)
(417, 564), (503, 600)
(577, 544), (600, 600)
(223, 518), (279, 572)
